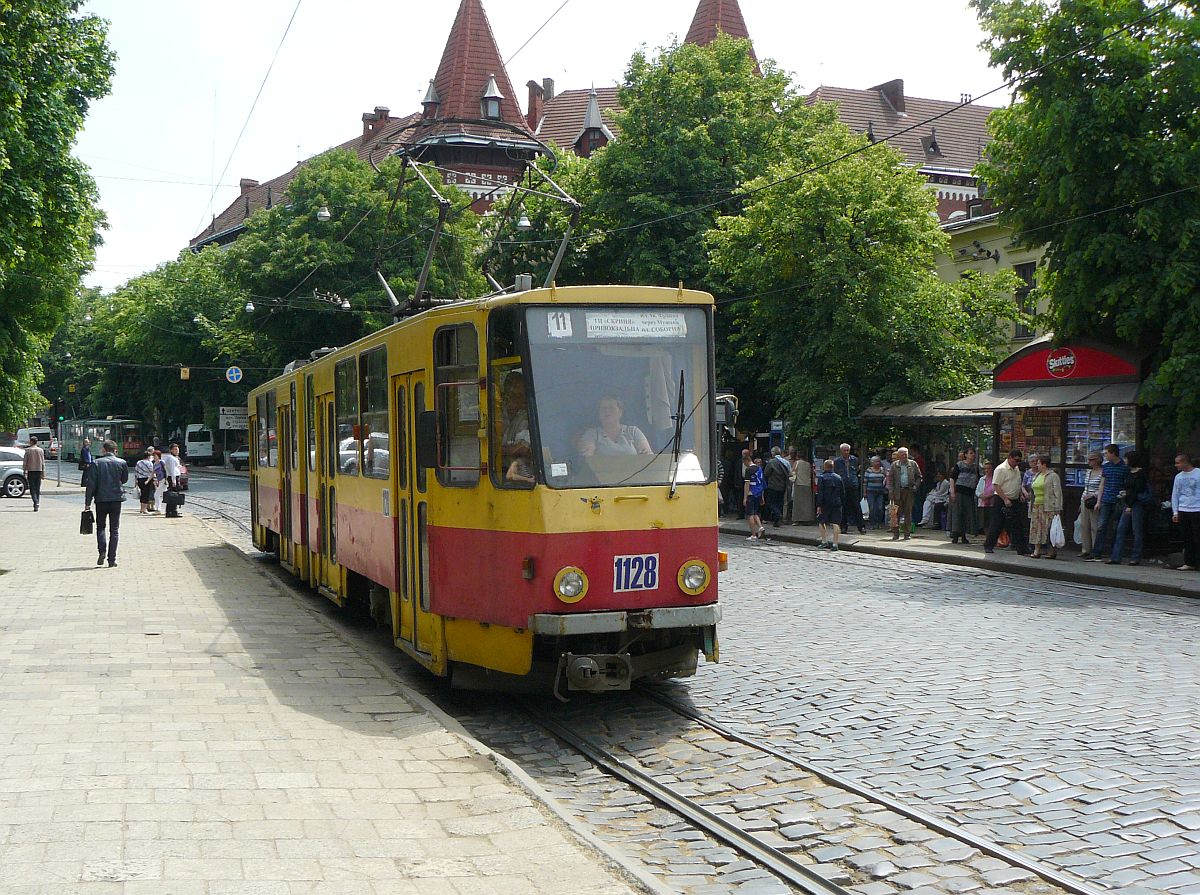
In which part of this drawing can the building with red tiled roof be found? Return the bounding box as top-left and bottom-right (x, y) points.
(807, 79), (996, 221)
(191, 0), (540, 249)
(685, 0), (758, 66)
(530, 0), (759, 157)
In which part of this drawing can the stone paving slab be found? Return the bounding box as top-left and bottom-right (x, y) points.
(0, 491), (638, 895)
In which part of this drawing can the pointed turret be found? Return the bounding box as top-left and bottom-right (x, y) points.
(428, 0), (527, 130)
(572, 86), (614, 157)
(685, 0), (758, 65)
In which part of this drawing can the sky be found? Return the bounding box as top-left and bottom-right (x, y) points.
(76, 0), (1005, 292)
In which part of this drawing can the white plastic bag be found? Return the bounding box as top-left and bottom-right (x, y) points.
(1073, 516), (1083, 546)
(859, 497), (869, 516)
(1050, 515), (1066, 549)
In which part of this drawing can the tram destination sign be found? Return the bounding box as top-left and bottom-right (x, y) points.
(219, 406), (249, 430)
(584, 310), (688, 340)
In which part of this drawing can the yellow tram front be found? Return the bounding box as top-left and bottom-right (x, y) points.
(249, 284), (721, 695)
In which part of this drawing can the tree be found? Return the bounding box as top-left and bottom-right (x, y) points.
(221, 150), (485, 368)
(0, 1), (114, 428)
(972, 0), (1200, 441)
(707, 123), (1021, 441)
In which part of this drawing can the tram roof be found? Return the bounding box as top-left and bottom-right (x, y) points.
(249, 284), (714, 395)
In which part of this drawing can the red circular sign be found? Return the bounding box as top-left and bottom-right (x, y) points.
(1046, 348), (1077, 379)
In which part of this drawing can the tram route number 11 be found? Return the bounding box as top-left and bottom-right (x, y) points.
(613, 553), (659, 592)
(547, 310), (573, 338)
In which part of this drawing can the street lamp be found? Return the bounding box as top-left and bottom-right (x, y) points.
(516, 211), (532, 231)
(316, 205), (332, 223)
(244, 301), (256, 313)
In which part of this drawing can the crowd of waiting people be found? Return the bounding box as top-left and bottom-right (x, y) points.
(725, 443), (1200, 571)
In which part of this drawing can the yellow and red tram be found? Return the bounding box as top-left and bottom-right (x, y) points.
(249, 284), (721, 694)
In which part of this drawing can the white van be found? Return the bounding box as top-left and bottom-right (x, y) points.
(16, 427), (56, 457)
(185, 424), (218, 465)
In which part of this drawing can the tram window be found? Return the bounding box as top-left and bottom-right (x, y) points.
(433, 324), (481, 487)
(396, 387), (407, 490)
(256, 395), (269, 467)
(489, 306), (533, 489)
(414, 383), (427, 494)
(360, 347), (389, 479)
(418, 502), (430, 612)
(306, 376), (316, 472)
(266, 391), (278, 467)
(290, 382), (298, 470)
(335, 357), (360, 476)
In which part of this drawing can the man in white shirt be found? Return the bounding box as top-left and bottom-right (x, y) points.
(162, 443), (183, 518)
(1172, 452), (1200, 571)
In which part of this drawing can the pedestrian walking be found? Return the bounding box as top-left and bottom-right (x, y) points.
(1076, 452), (1103, 555)
(737, 448), (754, 519)
(864, 457), (887, 529)
(985, 449), (1032, 555)
(783, 448), (799, 522)
(22, 436), (46, 511)
(163, 443), (183, 518)
(1086, 444), (1128, 561)
(1171, 452), (1200, 571)
(815, 459), (844, 550)
(135, 448), (158, 514)
(763, 447), (791, 528)
(84, 439), (129, 568)
(833, 444), (865, 533)
(950, 447), (980, 544)
(1028, 455), (1064, 559)
(78, 437), (94, 488)
(1109, 451), (1154, 566)
(744, 456), (766, 541)
(886, 446), (922, 540)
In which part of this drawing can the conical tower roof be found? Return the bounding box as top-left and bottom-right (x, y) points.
(685, 0), (758, 64)
(430, 0), (527, 130)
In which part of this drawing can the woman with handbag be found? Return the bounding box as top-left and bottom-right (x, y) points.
(975, 459), (995, 540)
(1028, 456), (1064, 559)
(1077, 452), (1103, 556)
(134, 448), (158, 514)
(1110, 451), (1154, 566)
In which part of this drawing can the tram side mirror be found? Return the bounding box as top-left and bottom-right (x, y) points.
(416, 411), (439, 470)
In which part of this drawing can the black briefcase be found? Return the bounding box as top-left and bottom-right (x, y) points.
(80, 509), (94, 535)
(164, 490), (185, 507)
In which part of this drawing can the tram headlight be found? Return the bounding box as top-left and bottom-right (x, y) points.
(677, 560), (711, 595)
(554, 567), (588, 603)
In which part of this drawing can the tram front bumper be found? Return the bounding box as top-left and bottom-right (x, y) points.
(529, 603), (720, 637)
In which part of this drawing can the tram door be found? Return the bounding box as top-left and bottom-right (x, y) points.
(278, 404), (294, 568)
(314, 393), (339, 593)
(392, 372), (435, 657)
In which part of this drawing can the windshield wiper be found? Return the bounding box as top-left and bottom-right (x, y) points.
(668, 369), (685, 499)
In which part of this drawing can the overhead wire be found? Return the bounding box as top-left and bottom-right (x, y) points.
(193, 0), (304, 235)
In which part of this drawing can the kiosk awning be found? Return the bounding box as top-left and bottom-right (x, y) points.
(938, 381), (1141, 412)
(859, 401), (994, 426)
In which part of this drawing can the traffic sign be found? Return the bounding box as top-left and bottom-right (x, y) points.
(180, 367), (190, 381)
(226, 366), (243, 384)
(68, 383), (76, 394)
(219, 406), (249, 430)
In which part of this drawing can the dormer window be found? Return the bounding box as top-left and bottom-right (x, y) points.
(422, 80), (440, 120)
(481, 74), (503, 120)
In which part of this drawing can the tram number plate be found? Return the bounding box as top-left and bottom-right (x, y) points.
(613, 553), (659, 593)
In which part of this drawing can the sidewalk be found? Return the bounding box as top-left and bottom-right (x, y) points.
(721, 516), (1200, 600)
(0, 486), (639, 895)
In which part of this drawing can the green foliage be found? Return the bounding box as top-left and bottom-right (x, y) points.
(708, 123), (1021, 440)
(222, 150), (485, 367)
(0, 0), (114, 428)
(972, 0), (1200, 442)
(579, 35), (822, 288)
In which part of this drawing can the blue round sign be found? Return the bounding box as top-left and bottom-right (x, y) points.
(226, 366), (243, 384)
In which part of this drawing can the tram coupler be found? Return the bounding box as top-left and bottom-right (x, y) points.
(554, 653), (633, 700)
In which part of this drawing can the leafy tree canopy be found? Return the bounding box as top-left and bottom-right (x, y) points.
(222, 150), (485, 368)
(708, 123), (1021, 440)
(973, 0), (1200, 441)
(0, 0), (113, 428)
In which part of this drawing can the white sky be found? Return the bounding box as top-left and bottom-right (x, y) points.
(76, 0), (1005, 292)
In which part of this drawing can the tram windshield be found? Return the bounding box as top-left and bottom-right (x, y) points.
(517, 305), (712, 489)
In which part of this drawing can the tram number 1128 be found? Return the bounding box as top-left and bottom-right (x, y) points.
(613, 553), (660, 592)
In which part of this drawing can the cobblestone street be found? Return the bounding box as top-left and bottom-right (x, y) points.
(662, 536), (1200, 894)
